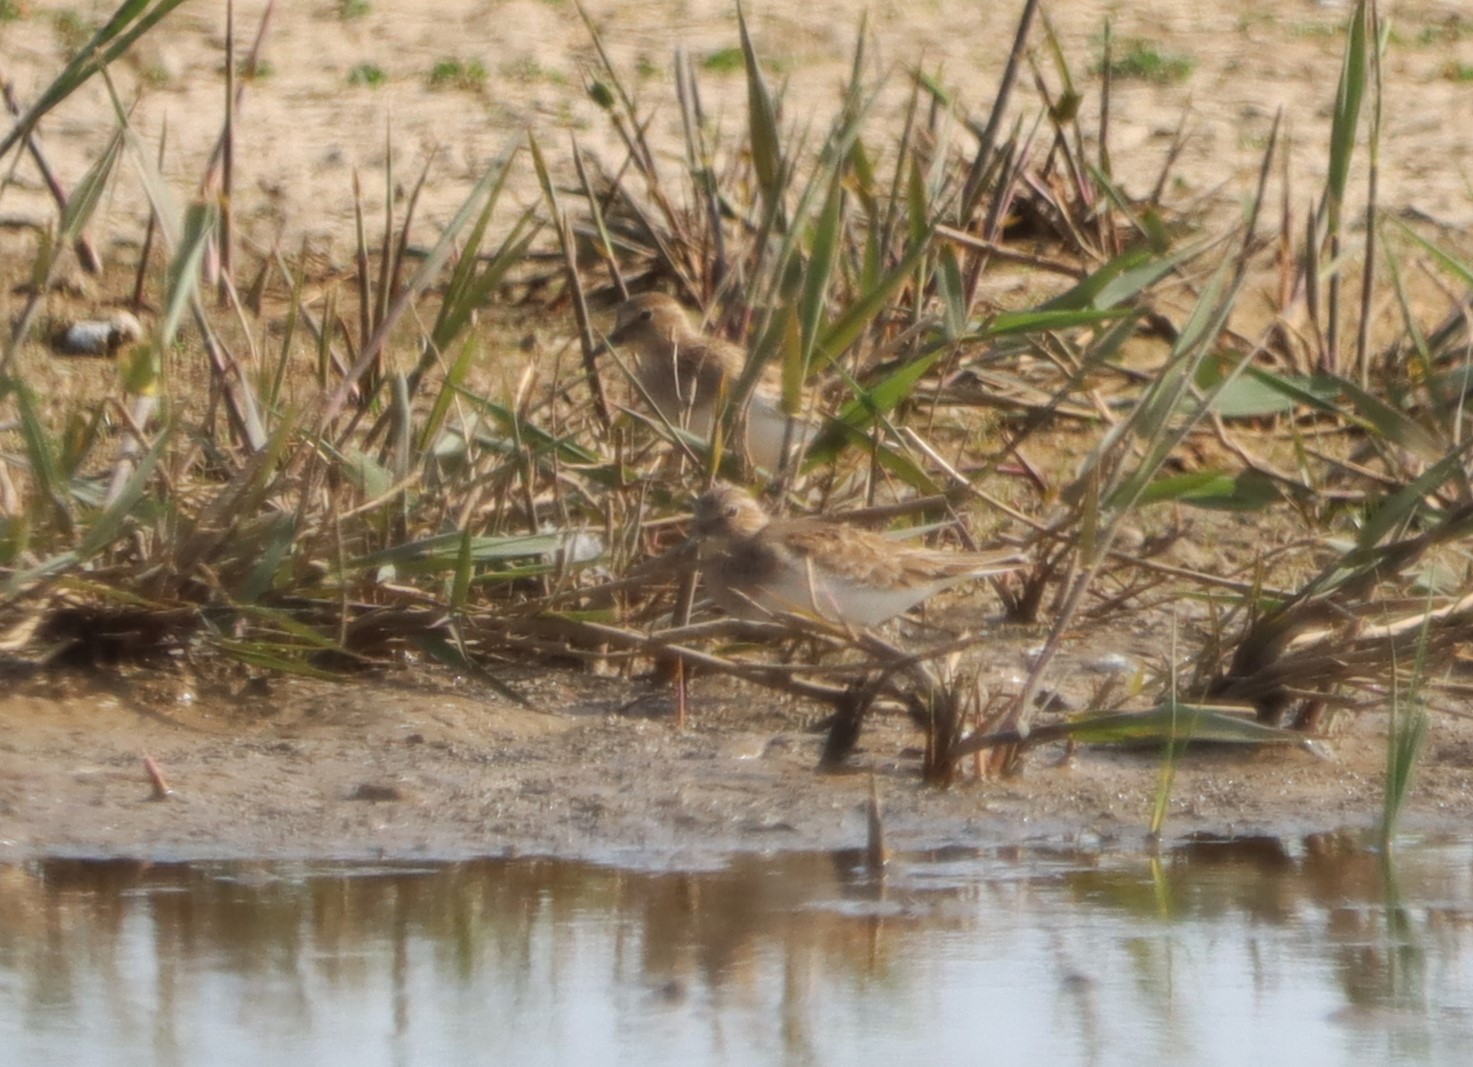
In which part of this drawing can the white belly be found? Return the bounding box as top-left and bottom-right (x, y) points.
(745, 567), (945, 627)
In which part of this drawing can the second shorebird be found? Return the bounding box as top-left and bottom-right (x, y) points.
(607, 293), (812, 472)
(691, 483), (1020, 628)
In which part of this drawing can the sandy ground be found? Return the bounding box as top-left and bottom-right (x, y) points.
(2, 1), (1473, 863)
(2, 0), (1471, 261)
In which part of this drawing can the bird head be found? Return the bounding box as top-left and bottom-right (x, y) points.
(608, 292), (690, 346)
(692, 482), (769, 540)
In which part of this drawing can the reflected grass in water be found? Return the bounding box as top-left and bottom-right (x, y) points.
(3, 834), (1473, 1065)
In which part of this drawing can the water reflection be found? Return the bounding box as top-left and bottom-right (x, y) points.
(3, 833), (1473, 1065)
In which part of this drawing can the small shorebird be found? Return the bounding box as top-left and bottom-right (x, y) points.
(691, 483), (1020, 627)
(607, 293), (812, 471)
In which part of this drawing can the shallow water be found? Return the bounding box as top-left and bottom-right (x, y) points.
(3, 832), (1473, 1066)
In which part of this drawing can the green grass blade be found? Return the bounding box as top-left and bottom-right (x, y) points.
(408, 631), (532, 707)
(75, 428), (168, 559)
(1063, 704), (1309, 746)
(355, 532), (566, 574)
(936, 244), (967, 340)
(1039, 241), (1197, 312)
(738, 4), (783, 205)
(428, 167), (533, 357)
(451, 526), (474, 612)
(1336, 376), (1444, 459)
(1357, 439), (1473, 550)
(1381, 603), (1430, 848)
(1237, 368), (1345, 414)
(796, 166), (845, 382)
(454, 389), (603, 466)
(160, 201), (218, 349)
(1381, 701), (1427, 846)
(227, 604), (352, 652)
(9, 380), (71, 534)
(327, 138), (522, 418)
(58, 128), (124, 250)
(1387, 216), (1473, 291)
(0, 0), (192, 161)
(207, 639), (345, 680)
(812, 227), (936, 372)
(417, 338), (479, 455)
(849, 349), (948, 416)
(1136, 469), (1281, 511)
(1098, 258), (1247, 512)
(1327, 0), (1368, 209)
(234, 513), (297, 604)
(980, 306), (1133, 336)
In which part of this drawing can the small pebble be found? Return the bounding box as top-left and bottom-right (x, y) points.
(51, 311), (143, 356)
(1083, 653), (1137, 676)
(350, 783), (408, 802)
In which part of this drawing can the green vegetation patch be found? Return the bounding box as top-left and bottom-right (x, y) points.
(1097, 38), (1196, 84)
(428, 57), (487, 91)
(348, 63), (387, 87)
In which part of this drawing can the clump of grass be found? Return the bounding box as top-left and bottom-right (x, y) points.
(1379, 591), (1435, 848)
(338, 0), (370, 18)
(0, 1), (25, 23)
(500, 57), (563, 85)
(701, 47), (744, 74)
(1147, 623), (1184, 840)
(1097, 38), (1196, 83)
(1382, 653), (1429, 848)
(347, 63), (386, 88)
(1288, 22), (1345, 43)
(52, 10), (91, 52)
(1193, 2), (1473, 743)
(139, 63), (174, 90)
(236, 58), (273, 81)
(427, 57), (486, 91)
(1234, 11), (1277, 34)
(1413, 17), (1468, 46)
(1443, 61), (1473, 83)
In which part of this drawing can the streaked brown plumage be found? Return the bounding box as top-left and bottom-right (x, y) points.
(691, 483), (1020, 627)
(607, 293), (811, 471)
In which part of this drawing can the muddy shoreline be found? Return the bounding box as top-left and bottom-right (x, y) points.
(2, 660), (1468, 866)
